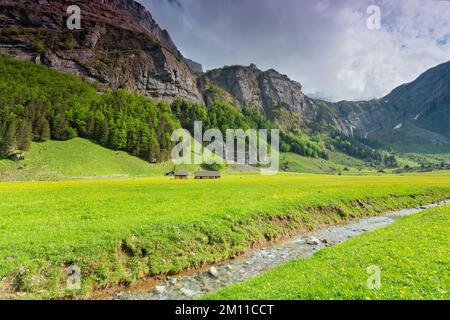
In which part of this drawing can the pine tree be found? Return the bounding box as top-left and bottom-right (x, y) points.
(16, 119), (32, 150)
(40, 119), (51, 142)
(33, 114), (50, 142)
(0, 119), (17, 157)
(85, 114), (95, 137)
(96, 119), (109, 145)
(53, 114), (70, 140)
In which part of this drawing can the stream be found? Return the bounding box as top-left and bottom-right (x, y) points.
(107, 200), (449, 300)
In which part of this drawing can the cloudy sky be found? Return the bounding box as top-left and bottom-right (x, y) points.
(142, 0), (450, 102)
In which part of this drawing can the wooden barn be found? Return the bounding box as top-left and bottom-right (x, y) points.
(194, 171), (221, 180)
(173, 171), (189, 180)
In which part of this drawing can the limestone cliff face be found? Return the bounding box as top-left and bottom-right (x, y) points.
(183, 58), (203, 73)
(329, 60), (450, 142)
(205, 64), (306, 115)
(1, 0), (448, 151)
(0, 0), (203, 103)
(204, 64), (351, 133)
(205, 61), (450, 149)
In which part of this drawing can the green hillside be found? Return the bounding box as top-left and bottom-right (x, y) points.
(0, 55), (328, 165)
(1, 55), (446, 180)
(0, 54), (405, 172)
(0, 138), (345, 181)
(369, 122), (450, 154)
(0, 137), (438, 181)
(0, 138), (201, 181)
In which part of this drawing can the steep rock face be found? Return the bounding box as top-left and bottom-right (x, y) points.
(0, 0), (203, 103)
(204, 60), (449, 151)
(205, 64), (307, 115)
(205, 64), (351, 133)
(1, 0), (448, 153)
(381, 60), (450, 139)
(327, 61), (450, 150)
(183, 58), (203, 73)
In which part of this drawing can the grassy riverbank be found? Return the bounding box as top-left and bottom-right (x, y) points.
(205, 204), (450, 300)
(0, 173), (449, 298)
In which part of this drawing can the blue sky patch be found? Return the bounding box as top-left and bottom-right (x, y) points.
(436, 34), (450, 46)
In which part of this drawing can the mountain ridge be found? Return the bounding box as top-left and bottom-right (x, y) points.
(203, 60), (450, 152)
(0, 0), (204, 103)
(1, 0), (449, 153)
(327, 60), (450, 151)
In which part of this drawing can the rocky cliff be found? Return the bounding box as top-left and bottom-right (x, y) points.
(1, 0), (448, 152)
(184, 58), (203, 73)
(0, 0), (203, 103)
(329, 61), (450, 139)
(327, 61), (450, 151)
(205, 64), (306, 115)
(205, 61), (450, 151)
(204, 64), (351, 133)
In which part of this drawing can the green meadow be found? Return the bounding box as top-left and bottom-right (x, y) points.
(205, 204), (450, 300)
(0, 138), (203, 181)
(0, 172), (449, 298)
(0, 138), (374, 182)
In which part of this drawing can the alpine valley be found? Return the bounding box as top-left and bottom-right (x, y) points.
(1, 0), (450, 301)
(0, 0), (449, 178)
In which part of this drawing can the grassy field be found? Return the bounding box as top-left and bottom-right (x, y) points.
(0, 138), (204, 181)
(0, 138), (360, 181)
(280, 152), (346, 174)
(0, 138), (260, 181)
(402, 153), (450, 166)
(280, 151), (396, 175)
(0, 172), (449, 298)
(2, 138), (447, 182)
(205, 204), (450, 300)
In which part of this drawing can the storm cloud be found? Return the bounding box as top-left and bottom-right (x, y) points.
(143, 0), (450, 101)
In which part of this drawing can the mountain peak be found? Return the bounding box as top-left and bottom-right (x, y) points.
(0, 0), (203, 103)
(204, 63), (311, 119)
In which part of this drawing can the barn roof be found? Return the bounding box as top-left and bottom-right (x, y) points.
(174, 170), (189, 176)
(194, 171), (221, 177)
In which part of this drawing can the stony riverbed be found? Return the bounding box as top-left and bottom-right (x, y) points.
(107, 200), (449, 300)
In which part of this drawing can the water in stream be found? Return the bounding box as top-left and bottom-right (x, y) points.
(108, 200), (449, 300)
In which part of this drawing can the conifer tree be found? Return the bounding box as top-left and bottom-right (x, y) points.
(16, 119), (32, 150)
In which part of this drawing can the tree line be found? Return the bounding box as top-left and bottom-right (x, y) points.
(0, 55), (178, 161)
(1, 54), (388, 165)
